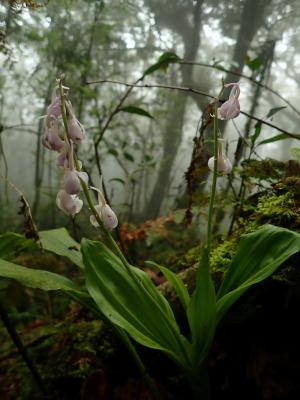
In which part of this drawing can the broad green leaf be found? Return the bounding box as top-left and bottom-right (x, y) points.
(145, 260), (190, 311)
(187, 248), (216, 368)
(119, 106), (153, 119)
(0, 232), (36, 260)
(216, 225), (300, 322)
(0, 258), (98, 314)
(266, 106), (286, 119)
(143, 52), (181, 78)
(39, 228), (83, 269)
(245, 56), (262, 71)
(82, 239), (191, 369)
(0, 258), (79, 291)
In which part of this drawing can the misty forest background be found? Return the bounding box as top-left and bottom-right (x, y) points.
(1, 0), (300, 235)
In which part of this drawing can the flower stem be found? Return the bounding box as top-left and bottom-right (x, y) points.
(206, 102), (219, 255)
(116, 327), (161, 400)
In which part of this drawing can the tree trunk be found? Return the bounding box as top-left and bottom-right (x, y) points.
(144, 0), (204, 219)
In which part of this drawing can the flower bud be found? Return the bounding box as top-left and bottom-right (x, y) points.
(57, 151), (68, 168)
(208, 139), (232, 174)
(90, 204), (118, 230)
(42, 126), (64, 152)
(68, 117), (85, 143)
(89, 186), (118, 230)
(47, 94), (61, 121)
(63, 170), (81, 195)
(56, 190), (83, 216)
(77, 171), (89, 184)
(218, 83), (240, 120)
(100, 204), (118, 230)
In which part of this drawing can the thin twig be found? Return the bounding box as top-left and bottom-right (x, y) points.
(87, 79), (300, 140)
(0, 175), (40, 242)
(180, 60), (300, 118)
(94, 77), (143, 147)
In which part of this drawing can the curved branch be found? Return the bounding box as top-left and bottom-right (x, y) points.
(87, 79), (300, 140)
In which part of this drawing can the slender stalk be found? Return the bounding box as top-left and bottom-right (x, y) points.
(206, 103), (219, 255)
(187, 360), (211, 400)
(206, 82), (225, 253)
(116, 327), (161, 400)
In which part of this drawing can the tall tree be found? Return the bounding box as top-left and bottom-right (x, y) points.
(144, 0), (204, 219)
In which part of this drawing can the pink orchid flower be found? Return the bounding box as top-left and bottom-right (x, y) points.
(56, 190), (83, 216)
(89, 186), (118, 230)
(62, 143), (88, 195)
(218, 83), (240, 120)
(42, 123), (64, 152)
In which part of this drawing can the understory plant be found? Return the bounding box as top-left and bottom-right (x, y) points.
(1, 77), (300, 399)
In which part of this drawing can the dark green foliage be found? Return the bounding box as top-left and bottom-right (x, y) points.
(240, 158), (285, 181)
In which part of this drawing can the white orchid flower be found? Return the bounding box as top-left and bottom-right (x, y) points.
(208, 139), (232, 174)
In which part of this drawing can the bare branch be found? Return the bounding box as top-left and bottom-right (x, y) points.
(87, 79), (300, 140)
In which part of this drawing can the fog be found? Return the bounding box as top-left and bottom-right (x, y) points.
(1, 0), (300, 232)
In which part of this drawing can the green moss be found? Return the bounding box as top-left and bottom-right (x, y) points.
(256, 192), (297, 222)
(68, 320), (104, 356)
(167, 245), (201, 272)
(210, 239), (237, 271)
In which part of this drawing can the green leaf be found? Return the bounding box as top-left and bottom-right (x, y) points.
(0, 258), (98, 313)
(245, 56), (263, 71)
(82, 239), (191, 368)
(187, 248), (216, 367)
(143, 52), (181, 78)
(266, 106), (286, 119)
(0, 258), (79, 292)
(119, 106), (153, 119)
(251, 121), (262, 144)
(39, 228), (83, 269)
(109, 178), (126, 185)
(144, 154), (153, 162)
(216, 225), (300, 322)
(108, 148), (119, 157)
(123, 152), (135, 162)
(145, 261), (190, 311)
(258, 133), (297, 145)
(0, 232), (36, 260)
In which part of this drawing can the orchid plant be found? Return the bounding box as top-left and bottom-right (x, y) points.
(1, 77), (300, 399)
